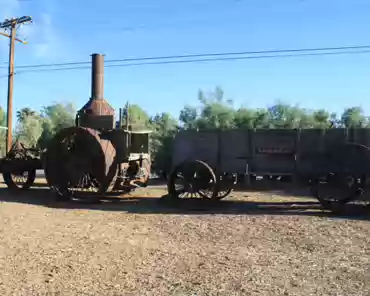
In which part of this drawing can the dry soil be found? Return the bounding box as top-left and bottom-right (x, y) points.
(0, 179), (369, 296)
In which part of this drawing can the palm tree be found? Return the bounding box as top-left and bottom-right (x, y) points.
(16, 107), (36, 123)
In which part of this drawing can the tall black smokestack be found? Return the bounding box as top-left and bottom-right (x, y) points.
(91, 53), (104, 100)
(76, 53), (115, 129)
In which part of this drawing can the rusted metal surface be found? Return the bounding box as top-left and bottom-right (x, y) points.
(0, 52), (152, 199)
(42, 53), (152, 199)
(79, 98), (115, 117)
(44, 126), (117, 199)
(91, 53), (104, 100)
(78, 54), (114, 117)
(76, 54), (115, 131)
(113, 158), (151, 192)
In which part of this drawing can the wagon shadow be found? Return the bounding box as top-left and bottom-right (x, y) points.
(145, 177), (317, 198)
(0, 187), (369, 221)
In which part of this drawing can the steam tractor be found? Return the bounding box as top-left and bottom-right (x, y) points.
(0, 54), (152, 200)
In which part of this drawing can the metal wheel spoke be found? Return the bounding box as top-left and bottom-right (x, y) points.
(10, 172), (29, 188)
(168, 160), (218, 200)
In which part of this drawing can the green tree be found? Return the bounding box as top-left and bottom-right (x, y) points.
(16, 107), (37, 123)
(150, 112), (178, 173)
(38, 103), (76, 148)
(15, 114), (43, 148)
(233, 108), (256, 128)
(340, 107), (368, 128)
(197, 87), (235, 129)
(267, 102), (307, 128)
(122, 104), (151, 130)
(253, 109), (272, 128)
(179, 105), (198, 129)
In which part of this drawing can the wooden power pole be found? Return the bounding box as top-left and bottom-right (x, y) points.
(0, 16), (32, 153)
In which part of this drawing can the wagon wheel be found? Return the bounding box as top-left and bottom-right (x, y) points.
(215, 188), (233, 200)
(167, 160), (218, 200)
(312, 143), (370, 213)
(313, 173), (362, 211)
(3, 169), (36, 190)
(2, 141), (37, 190)
(44, 127), (116, 201)
(199, 173), (234, 200)
(217, 173), (236, 199)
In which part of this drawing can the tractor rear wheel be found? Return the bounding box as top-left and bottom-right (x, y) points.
(44, 126), (117, 201)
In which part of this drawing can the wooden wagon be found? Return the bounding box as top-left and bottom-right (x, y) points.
(167, 128), (370, 211)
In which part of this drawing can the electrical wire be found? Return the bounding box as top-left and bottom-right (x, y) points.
(12, 49), (370, 76)
(1, 44), (370, 70)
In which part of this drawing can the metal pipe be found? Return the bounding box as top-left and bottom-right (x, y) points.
(91, 53), (104, 100)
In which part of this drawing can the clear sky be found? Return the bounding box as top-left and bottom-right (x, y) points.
(1, 0), (370, 123)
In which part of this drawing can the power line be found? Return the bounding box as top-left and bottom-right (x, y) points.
(12, 49), (370, 76)
(2, 44), (370, 70)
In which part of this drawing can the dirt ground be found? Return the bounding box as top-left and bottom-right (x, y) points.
(0, 178), (369, 296)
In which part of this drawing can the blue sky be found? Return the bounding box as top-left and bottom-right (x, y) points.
(1, 0), (370, 124)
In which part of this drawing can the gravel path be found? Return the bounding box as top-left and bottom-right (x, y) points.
(0, 183), (369, 296)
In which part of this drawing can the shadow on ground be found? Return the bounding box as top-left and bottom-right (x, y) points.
(0, 185), (369, 222)
(148, 178), (318, 198)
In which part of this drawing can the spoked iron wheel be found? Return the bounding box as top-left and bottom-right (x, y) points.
(168, 160), (218, 200)
(215, 188), (233, 200)
(312, 172), (364, 213)
(3, 169), (36, 190)
(213, 173), (235, 200)
(312, 143), (370, 214)
(44, 127), (116, 202)
(53, 157), (102, 201)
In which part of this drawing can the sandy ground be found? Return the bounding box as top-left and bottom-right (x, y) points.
(0, 178), (370, 296)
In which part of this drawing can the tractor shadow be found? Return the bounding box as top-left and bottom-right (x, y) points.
(0, 185), (369, 221)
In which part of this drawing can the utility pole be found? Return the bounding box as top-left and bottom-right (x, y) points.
(125, 101), (130, 130)
(0, 16), (32, 153)
(125, 101), (130, 152)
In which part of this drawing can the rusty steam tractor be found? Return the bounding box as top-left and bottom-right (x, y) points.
(0, 54), (152, 200)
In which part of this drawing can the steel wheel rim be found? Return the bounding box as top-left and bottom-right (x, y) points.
(171, 161), (217, 199)
(60, 173), (101, 200)
(58, 133), (100, 199)
(45, 127), (108, 200)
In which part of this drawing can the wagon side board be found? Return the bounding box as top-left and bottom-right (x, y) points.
(171, 128), (370, 183)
